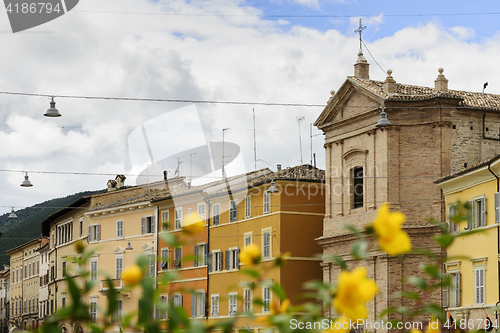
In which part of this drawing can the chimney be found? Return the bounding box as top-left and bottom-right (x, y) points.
(115, 175), (126, 189)
(353, 51), (370, 79)
(107, 180), (117, 192)
(277, 164), (282, 171)
(383, 69), (396, 94)
(434, 67), (448, 92)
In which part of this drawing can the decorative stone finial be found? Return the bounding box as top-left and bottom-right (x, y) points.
(435, 67), (448, 92)
(330, 90), (336, 96)
(383, 69), (396, 94)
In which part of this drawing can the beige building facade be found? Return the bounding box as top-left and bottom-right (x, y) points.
(315, 51), (500, 326)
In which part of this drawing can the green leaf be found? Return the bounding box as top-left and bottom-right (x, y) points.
(324, 255), (347, 270)
(408, 276), (427, 289)
(434, 233), (454, 248)
(351, 240), (368, 259)
(269, 282), (287, 300)
(420, 263), (440, 278)
(240, 268), (260, 279)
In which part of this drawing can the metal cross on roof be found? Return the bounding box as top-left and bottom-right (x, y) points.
(354, 18), (366, 52)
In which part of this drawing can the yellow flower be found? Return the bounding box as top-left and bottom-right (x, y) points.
(322, 317), (351, 333)
(271, 298), (290, 315)
(121, 265), (143, 285)
(182, 212), (205, 235)
(333, 267), (377, 320)
(239, 243), (261, 265)
(372, 203), (411, 255)
(74, 241), (85, 254)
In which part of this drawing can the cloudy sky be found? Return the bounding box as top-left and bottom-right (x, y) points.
(1, 0), (500, 214)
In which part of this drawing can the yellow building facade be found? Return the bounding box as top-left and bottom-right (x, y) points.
(436, 154), (500, 328)
(6, 238), (41, 331)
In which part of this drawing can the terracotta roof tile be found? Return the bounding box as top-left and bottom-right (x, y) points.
(348, 76), (500, 110)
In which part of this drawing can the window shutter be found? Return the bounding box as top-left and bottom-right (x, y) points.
(496, 192), (500, 223)
(442, 273), (449, 308)
(88, 226), (91, 242)
(179, 294), (183, 306)
(96, 225), (100, 241)
(194, 245), (199, 267)
(235, 249), (240, 268)
(454, 272), (461, 307)
(151, 216), (155, 233)
(225, 250), (230, 270)
(480, 269), (485, 304)
(475, 269), (481, 304)
(467, 200), (473, 229)
(201, 292), (205, 317)
(480, 197), (486, 227)
(192, 294), (196, 317)
(204, 244), (209, 265)
(218, 252), (223, 271)
(208, 253), (213, 272)
(141, 217), (145, 235)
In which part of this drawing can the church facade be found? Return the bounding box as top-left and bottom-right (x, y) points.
(314, 50), (500, 327)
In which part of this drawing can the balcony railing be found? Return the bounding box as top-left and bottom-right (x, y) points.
(99, 279), (123, 292)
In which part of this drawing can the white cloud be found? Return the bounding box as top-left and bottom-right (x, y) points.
(449, 26), (476, 40)
(1, 1), (500, 214)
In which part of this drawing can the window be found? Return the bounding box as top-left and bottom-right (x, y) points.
(228, 293), (237, 316)
(212, 204), (220, 225)
(79, 218), (83, 237)
(61, 294), (66, 308)
(116, 220), (124, 238)
(495, 192), (500, 224)
(172, 294), (183, 307)
(88, 224), (101, 242)
(212, 251), (223, 271)
(211, 295), (219, 317)
(157, 295), (168, 319)
(113, 300), (122, 322)
(148, 254), (155, 277)
(194, 243), (207, 267)
(352, 166), (364, 209)
(162, 210), (170, 231)
(264, 192), (270, 214)
(62, 258), (67, 277)
(229, 200), (238, 222)
(474, 266), (485, 305)
(174, 247), (182, 269)
(467, 196), (486, 229)
(450, 272), (460, 307)
(192, 291), (205, 318)
(225, 248), (239, 270)
(115, 257), (123, 279)
(90, 259), (98, 281)
(141, 216), (155, 234)
(197, 203), (206, 221)
(245, 196), (251, 218)
(243, 289), (252, 312)
(244, 232), (252, 247)
(447, 203), (459, 233)
(90, 299), (97, 322)
(160, 248), (169, 270)
(175, 208), (183, 230)
(262, 229), (272, 260)
(263, 287), (271, 313)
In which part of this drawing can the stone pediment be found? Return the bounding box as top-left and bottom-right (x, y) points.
(315, 78), (384, 130)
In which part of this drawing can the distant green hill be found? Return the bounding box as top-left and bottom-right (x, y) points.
(0, 189), (105, 267)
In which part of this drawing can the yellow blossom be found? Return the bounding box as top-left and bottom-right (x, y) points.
(239, 243), (261, 265)
(121, 265), (143, 286)
(182, 212), (205, 235)
(270, 298), (290, 315)
(322, 316), (351, 333)
(372, 203), (411, 255)
(333, 267), (377, 321)
(74, 241), (85, 254)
